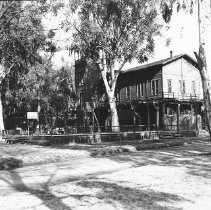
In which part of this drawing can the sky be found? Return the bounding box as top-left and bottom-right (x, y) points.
(42, 2), (211, 74)
(122, 3), (200, 70)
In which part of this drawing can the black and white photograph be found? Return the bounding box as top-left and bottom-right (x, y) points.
(1, 0), (211, 209)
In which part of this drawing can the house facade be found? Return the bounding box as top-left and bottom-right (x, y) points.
(75, 54), (204, 131)
(116, 54), (204, 131)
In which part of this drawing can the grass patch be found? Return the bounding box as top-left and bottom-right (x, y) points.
(0, 143), (90, 167)
(0, 156), (23, 170)
(91, 146), (134, 157)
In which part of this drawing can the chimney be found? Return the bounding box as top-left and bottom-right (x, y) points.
(170, 50), (173, 58)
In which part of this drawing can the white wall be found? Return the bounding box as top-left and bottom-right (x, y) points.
(162, 58), (203, 100)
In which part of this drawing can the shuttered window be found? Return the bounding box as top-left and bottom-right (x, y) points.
(179, 80), (185, 94)
(116, 89), (121, 101)
(167, 79), (172, 93)
(126, 86), (130, 99)
(136, 84), (144, 98)
(151, 80), (158, 95)
(192, 81), (196, 95)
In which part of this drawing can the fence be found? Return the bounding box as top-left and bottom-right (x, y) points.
(2, 122), (199, 137)
(34, 123), (198, 135)
(2, 122), (200, 145)
(2, 129), (34, 136)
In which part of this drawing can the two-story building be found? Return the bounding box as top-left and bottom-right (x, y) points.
(116, 53), (204, 131)
(75, 53), (204, 131)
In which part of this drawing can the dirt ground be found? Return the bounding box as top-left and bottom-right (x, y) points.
(0, 139), (211, 210)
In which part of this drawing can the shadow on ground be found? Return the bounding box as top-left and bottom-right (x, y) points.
(75, 179), (188, 210)
(107, 141), (211, 179)
(0, 169), (72, 210)
(0, 168), (187, 210)
(1, 140), (211, 209)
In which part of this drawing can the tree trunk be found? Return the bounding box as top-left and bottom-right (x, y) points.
(108, 93), (120, 132)
(195, 52), (211, 140)
(200, 73), (211, 139)
(99, 50), (121, 132)
(0, 93), (5, 138)
(195, 0), (211, 140)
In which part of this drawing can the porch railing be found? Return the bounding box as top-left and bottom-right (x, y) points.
(2, 123), (200, 137)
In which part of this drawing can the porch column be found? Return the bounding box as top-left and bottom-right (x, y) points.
(191, 104), (194, 115)
(190, 103), (194, 131)
(177, 103), (180, 132)
(162, 102), (166, 130)
(133, 109), (136, 125)
(147, 102), (150, 131)
(156, 104), (159, 131)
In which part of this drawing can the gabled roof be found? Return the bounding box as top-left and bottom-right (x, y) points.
(121, 54), (198, 74)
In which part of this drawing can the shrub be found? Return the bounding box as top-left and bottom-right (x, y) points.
(0, 157), (23, 170)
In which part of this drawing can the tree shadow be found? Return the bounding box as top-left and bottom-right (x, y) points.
(107, 144), (211, 179)
(75, 179), (188, 210)
(177, 156), (211, 179)
(0, 168), (72, 210)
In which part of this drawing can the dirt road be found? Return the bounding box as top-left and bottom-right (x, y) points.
(1, 140), (211, 210)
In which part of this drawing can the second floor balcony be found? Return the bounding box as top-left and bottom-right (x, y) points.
(116, 91), (203, 104)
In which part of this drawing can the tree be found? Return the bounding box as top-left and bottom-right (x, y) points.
(48, 66), (76, 129)
(195, 0), (211, 139)
(66, 0), (160, 131)
(0, 1), (49, 133)
(2, 58), (76, 132)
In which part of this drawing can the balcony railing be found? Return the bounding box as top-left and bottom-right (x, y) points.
(116, 91), (202, 104)
(162, 92), (201, 100)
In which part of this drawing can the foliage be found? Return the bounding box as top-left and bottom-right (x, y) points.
(82, 60), (106, 106)
(160, 0), (195, 23)
(2, 59), (76, 130)
(64, 0), (162, 130)
(0, 0), (57, 93)
(0, 1), (64, 130)
(69, 0), (161, 65)
(0, 1), (48, 76)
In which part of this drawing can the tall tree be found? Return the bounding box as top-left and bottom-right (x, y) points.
(195, 0), (211, 139)
(66, 0), (160, 131)
(0, 1), (48, 133)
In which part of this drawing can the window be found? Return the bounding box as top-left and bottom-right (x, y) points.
(136, 84), (140, 98)
(116, 89), (121, 101)
(126, 86), (130, 99)
(136, 84), (144, 98)
(167, 79), (172, 93)
(179, 80), (186, 94)
(151, 80), (158, 95)
(192, 81), (196, 95)
(141, 83), (144, 96)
